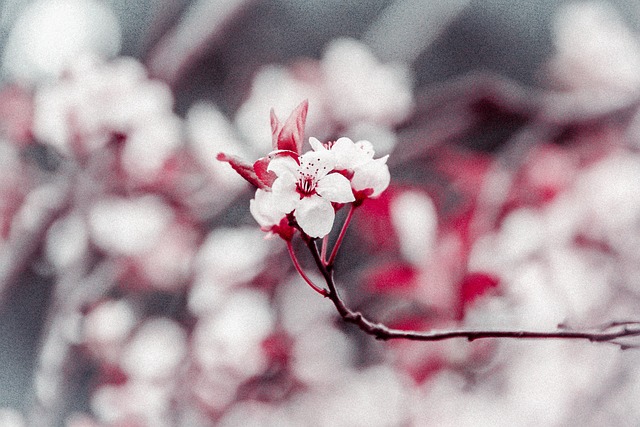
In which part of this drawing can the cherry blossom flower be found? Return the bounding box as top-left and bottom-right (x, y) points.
(220, 101), (391, 238)
(310, 136), (390, 201)
(257, 149), (354, 238)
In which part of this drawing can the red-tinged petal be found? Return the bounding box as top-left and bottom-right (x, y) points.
(253, 157), (277, 188)
(276, 100), (308, 154)
(267, 154), (299, 176)
(270, 108), (283, 150)
(456, 272), (500, 320)
(351, 156), (390, 197)
(217, 152), (267, 189)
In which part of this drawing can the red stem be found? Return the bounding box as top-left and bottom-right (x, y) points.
(287, 241), (328, 297)
(327, 204), (355, 267)
(321, 235), (328, 265)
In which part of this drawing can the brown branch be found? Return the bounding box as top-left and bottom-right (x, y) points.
(304, 238), (640, 349)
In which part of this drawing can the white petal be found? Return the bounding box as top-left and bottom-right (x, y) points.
(271, 174), (300, 212)
(250, 190), (285, 227)
(354, 140), (375, 158)
(316, 173), (355, 203)
(294, 195), (335, 238)
(309, 137), (326, 151)
(331, 137), (359, 169)
(332, 137), (373, 169)
(299, 149), (336, 181)
(267, 155), (298, 177)
(352, 156), (390, 197)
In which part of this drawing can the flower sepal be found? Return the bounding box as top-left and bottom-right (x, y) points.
(269, 216), (296, 241)
(270, 99), (308, 155)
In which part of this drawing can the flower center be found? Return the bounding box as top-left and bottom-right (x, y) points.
(296, 155), (327, 196)
(298, 174), (316, 195)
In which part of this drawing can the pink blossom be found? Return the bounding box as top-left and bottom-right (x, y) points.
(254, 149), (354, 238)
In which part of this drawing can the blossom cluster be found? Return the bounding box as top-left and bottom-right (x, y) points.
(235, 38), (414, 157)
(219, 100), (390, 239)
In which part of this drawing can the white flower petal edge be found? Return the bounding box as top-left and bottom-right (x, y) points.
(294, 195), (335, 238)
(352, 155), (390, 197)
(331, 137), (373, 169)
(315, 173), (355, 203)
(309, 137), (326, 152)
(267, 155), (298, 176)
(271, 172), (300, 213)
(250, 189), (285, 227)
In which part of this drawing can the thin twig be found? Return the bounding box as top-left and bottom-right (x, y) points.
(326, 204), (355, 268)
(287, 241), (328, 297)
(304, 239), (640, 349)
(321, 235), (328, 265)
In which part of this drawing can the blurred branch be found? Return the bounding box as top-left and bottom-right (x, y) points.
(304, 237), (640, 349)
(146, 0), (255, 86)
(28, 260), (121, 426)
(0, 180), (72, 305)
(392, 71), (640, 167)
(363, 0), (471, 63)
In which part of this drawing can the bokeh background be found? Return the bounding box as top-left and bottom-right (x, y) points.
(2, 0), (640, 425)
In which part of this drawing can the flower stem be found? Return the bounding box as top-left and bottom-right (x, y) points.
(321, 235), (328, 265)
(287, 241), (328, 296)
(327, 204), (355, 267)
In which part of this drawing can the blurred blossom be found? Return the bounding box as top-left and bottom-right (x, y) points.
(0, 141), (27, 239)
(188, 227), (273, 315)
(291, 323), (354, 386)
(235, 37), (413, 155)
(186, 102), (249, 192)
(3, 2), (640, 425)
(577, 154), (640, 243)
(45, 212), (89, 270)
(549, 1), (640, 93)
(120, 318), (187, 381)
(322, 38), (413, 129)
(193, 289), (274, 378)
(217, 401), (292, 427)
(2, 0), (121, 82)
(0, 85), (33, 143)
(390, 190), (438, 265)
(33, 56), (180, 177)
(83, 299), (137, 364)
(135, 221), (198, 291)
(121, 114), (182, 183)
(0, 408), (25, 427)
(320, 366), (409, 427)
(89, 195), (173, 256)
(91, 380), (174, 427)
(278, 275), (336, 335)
